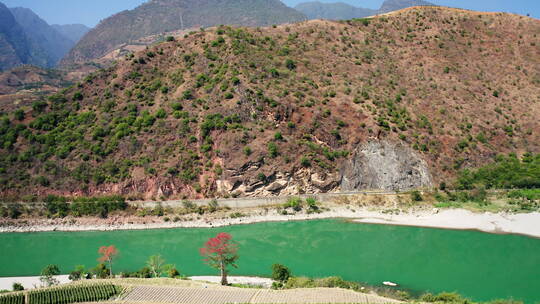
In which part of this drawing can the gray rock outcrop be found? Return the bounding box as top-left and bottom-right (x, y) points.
(340, 140), (432, 191)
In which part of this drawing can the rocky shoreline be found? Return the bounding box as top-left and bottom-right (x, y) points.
(1, 207), (539, 238)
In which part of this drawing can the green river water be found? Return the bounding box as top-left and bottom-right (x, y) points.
(1, 219), (539, 303)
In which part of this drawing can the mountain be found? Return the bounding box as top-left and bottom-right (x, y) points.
(294, 2), (376, 20)
(0, 2), (44, 71)
(0, 65), (66, 95)
(379, 0), (434, 14)
(295, 0), (434, 20)
(9, 7), (75, 67)
(0, 65), (72, 114)
(51, 24), (91, 44)
(1, 7), (539, 199)
(61, 0), (307, 65)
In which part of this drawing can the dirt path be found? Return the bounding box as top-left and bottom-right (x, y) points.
(122, 285), (401, 304)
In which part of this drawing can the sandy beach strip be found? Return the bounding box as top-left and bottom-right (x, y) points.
(0, 275), (70, 291)
(1, 208), (539, 238)
(0, 275), (270, 291)
(354, 209), (540, 238)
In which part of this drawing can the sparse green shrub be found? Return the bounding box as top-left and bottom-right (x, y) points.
(284, 197), (302, 211)
(168, 267), (180, 278)
(411, 191), (423, 202)
(13, 109), (25, 121)
(73, 91), (83, 101)
(12, 283), (23, 291)
(208, 199), (219, 212)
(156, 108), (167, 119)
(40, 265), (60, 287)
(285, 59), (296, 70)
(182, 90), (193, 100)
(306, 197), (318, 210)
(182, 200), (196, 210)
(268, 142), (278, 158)
(300, 156), (311, 167)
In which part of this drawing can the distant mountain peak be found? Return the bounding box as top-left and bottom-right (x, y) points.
(51, 24), (91, 44)
(8, 6), (74, 67)
(294, 2), (377, 20)
(295, 0), (435, 21)
(379, 0), (435, 14)
(62, 0), (307, 65)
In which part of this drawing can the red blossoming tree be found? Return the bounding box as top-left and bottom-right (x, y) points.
(199, 232), (239, 285)
(98, 245), (118, 278)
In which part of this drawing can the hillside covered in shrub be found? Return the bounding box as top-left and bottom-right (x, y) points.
(0, 7), (539, 200)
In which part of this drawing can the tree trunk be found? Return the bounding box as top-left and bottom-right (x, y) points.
(220, 261), (227, 285)
(109, 259), (113, 278)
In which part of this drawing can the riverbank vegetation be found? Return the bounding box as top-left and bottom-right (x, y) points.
(455, 153), (540, 190)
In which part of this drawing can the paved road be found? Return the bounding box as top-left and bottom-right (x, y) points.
(134, 190), (401, 209)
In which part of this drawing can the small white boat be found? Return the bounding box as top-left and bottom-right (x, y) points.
(383, 281), (398, 287)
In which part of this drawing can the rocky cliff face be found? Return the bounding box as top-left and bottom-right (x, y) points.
(341, 141), (432, 191)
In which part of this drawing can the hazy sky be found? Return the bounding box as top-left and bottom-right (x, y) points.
(2, 0), (539, 27)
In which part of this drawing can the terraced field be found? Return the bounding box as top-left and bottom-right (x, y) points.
(121, 285), (401, 304)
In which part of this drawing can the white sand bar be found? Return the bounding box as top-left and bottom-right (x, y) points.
(0, 275), (70, 291)
(355, 209), (540, 237)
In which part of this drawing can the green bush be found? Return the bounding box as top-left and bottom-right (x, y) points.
(72, 91), (84, 101)
(284, 277), (314, 289)
(12, 283), (23, 291)
(508, 189), (540, 201)
(40, 265), (60, 287)
(285, 59), (296, 70)
(13, 109), (25, 121)
(284, 197), (302, 211)
(300, 156), (310, 167)
(421, 292), (469, 303)
(91, 263), (110, 279)
(268, 142), (278, 158)
(271, 264), (291, 282)
(411, 191), (423, 202)
(167, 267), (180, 278)
(456, 153), (540, 189)
(306, 197), (318, 211)
(70, 196), (127, 218)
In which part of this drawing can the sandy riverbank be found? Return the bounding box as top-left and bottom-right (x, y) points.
(0, 275), (271, 291)
(1, 207), (539, 238)
(0, 275), (71, 291)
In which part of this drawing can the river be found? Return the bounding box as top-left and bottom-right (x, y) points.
(1, 219), (538, 302)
